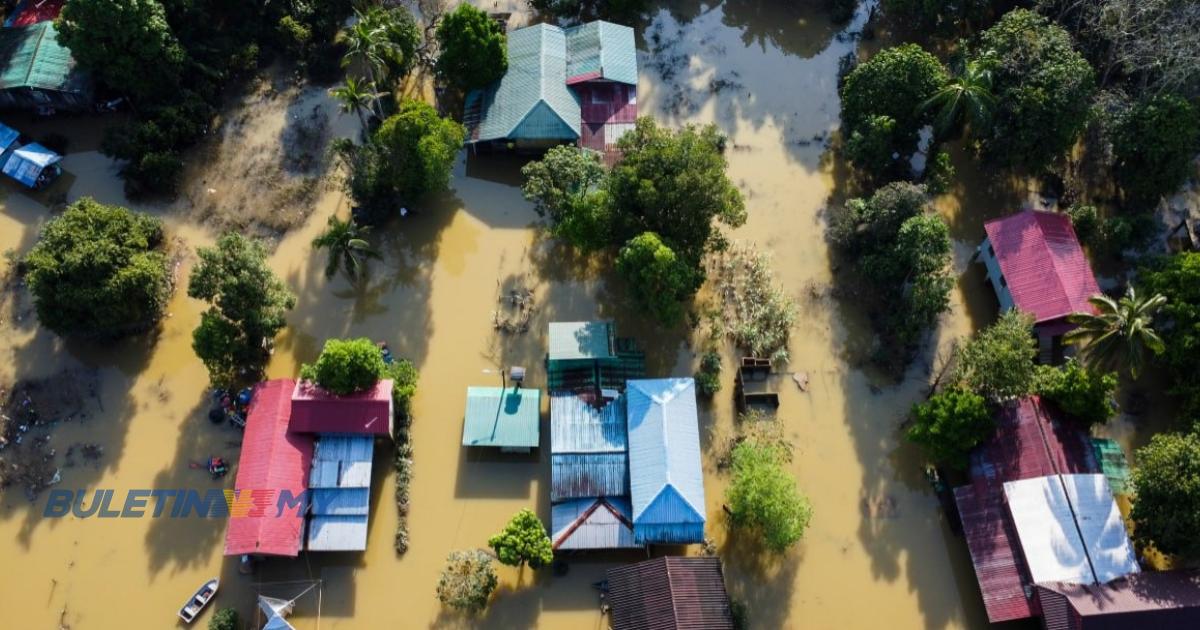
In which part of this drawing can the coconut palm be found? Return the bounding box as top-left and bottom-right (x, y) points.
(1064, 286), (1167, 379)
(340, 13), (398, 118)
(312, 215), (381, 280)
(921, 58), (996, 137)
(330, 77), (389, 133)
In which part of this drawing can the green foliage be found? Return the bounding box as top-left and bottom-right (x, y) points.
(24, 198), (170, 339)
(1131, 432), (1200, 559)
(845, 114), (901, 178)
(529, 0), (647, 22)
(840, 44), (948, 171)
(487, 509), (554, 569)
(277, 15), (312, 57)
(882, 0), (990, 29)
(972, 9), (1096, 170)
(435, 4), (507, 92)
(365, 5), (422, 81)
(207, 608), (239, 630)
(188, 233), (296, 388)
(713, 246), (798, 363)
(906, 388), (993, 470)
(1035, 359), (1117, 425)
(922, 59), (995, 138)
(385, 358), (419, 418)
(55, 0), (186, 102)
(1067, 204), (1156, 257)
(923, 150), (955, 195)
(100, 91), (214, 198)
(1141, 253), (1200, 427)
(954, 310), (1038, 401)
(726, 439), (813, 552)
(831, 181), (927, 253)
(1065, 287), (1166, 380)
(695, 350), (723, 397)
(300, 338), (386, 395)
(1066, 203), (1100, 245)
(1112, 95), (1200, 207)
(617, 232), (699, 326)
(436, 549), (498, 613)
(520, 146), (609, 250)
(312, 215), (380, 279)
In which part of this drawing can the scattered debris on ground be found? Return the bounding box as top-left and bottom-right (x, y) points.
(492, 276), (536, 334)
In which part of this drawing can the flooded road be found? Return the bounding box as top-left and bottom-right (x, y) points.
(0, 2), (1117, 628)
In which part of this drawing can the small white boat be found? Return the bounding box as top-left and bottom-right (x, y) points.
(178, 578), (219, 624)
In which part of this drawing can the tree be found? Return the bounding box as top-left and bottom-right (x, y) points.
(726, 439), (813, 552)
(436, 549), (498, 613)
(312, 215), (380, 280)
(1141, 253), (1200, 427)
(1035, 360), (1117, 425)
(385, 358), (420, 418)
(340, 11), (396, 109)
(906, 388), (993, 470)
(831, 181), (927, 253)
(520, 146), (609, 250)
(24, 197), (171, 339)
(435, 4), (507, 92)
(1065, 287), (1166, 380)
(971, 9), (1095, 169)
(921, 58), (995, 138)
(1130, 432), (1200, 559)
(330, 76), (388, 132)
(55, 0), (186, 102)
(882, 0), (990, 29)
(882, 214), (953, 346)
(695, 350), (723, 397)
(954, 310), (1038, 401)
(840, 44), (948, 170)
(300, 338), (386, 395)
(188, 233), (296, 387)
(365, 5), (422, 82)
(844, 114), (901, 177)
(487, 508), (554, 569)
(208, 608), (239, 630)
(616, 232), (699, 326)
(1112, 95), (1200, 207)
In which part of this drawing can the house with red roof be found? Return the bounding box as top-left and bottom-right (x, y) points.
(977, 210), (1102, 362)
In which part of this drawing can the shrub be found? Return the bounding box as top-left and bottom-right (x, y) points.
(208, 608), (238, 630)
(487, 508), (554, 569)
(435, 4), (507, 92)
(845, 114), (901, 177)
(616, 232), (699, 326)
(436, 549), (498, 613)
(712, 246), (798, 364)
(1130, 432), (1200, 559)
(386, 358), (419, 418)
(726, 439), (813, 552)
(954, 310), (1038, 401)
(695, 350), (723, 397)
(1066, 203), (1100, 246)
(1140, 253), (1200, 427)
(24, 197), (170, 338)
(1112, 94), (1200, 207)
(906, 388), (994, 469)
(923, 150), (954, 195)
(300, 338), (386, 395)
(1035, 360), (1117, 425)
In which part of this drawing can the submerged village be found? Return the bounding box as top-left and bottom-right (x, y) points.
(3, 1), (1200, 629)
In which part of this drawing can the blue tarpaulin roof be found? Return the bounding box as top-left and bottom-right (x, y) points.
(626, 378), (706, 544)
(0, 123), (19, 151)
(462, 386), (541, 448)
(2, 141), (59, 187)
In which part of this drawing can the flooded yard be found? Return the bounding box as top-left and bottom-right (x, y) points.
(0, 2), (1159, 628)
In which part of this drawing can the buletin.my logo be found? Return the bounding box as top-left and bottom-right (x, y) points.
(41, 489), (310, 518)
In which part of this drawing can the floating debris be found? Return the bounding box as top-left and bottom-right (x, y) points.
(792, 372), (810, 392)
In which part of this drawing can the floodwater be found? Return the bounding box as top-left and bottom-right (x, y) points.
(0, 2), (1161, 629)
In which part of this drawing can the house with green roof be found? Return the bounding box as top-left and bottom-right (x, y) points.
(463, 20), (637, 158)
(461, 386), (541, 453)
(0, 22), (92, 112)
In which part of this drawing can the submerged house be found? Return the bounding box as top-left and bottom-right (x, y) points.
(0, 121), (61, 188)
(977, 210), (1101, 362)
(0, 21), (92, 112)
(461, 385), (541, 453)
(463, 20), (637, 161)
(605, 556), (735, 630)
(547, 320), (645, 395)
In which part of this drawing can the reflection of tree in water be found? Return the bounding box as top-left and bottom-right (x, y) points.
(720, 0), (844, 59)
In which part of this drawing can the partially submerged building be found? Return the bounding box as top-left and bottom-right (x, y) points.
(0, 21), (92, 112)
(605, 556), (735, 630)
(0, 121), (61, 188)
(977, 210), (1101, 362)
(461, 385), (541, 453)
(463, 20), (637, 162)
(547, 320), (644, 396)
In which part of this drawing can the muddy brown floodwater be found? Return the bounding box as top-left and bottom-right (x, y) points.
(1, 2), (1167, 629)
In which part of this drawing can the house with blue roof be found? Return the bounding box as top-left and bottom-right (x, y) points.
(625, 378), (706, 545)
(463, 20), (638, 160)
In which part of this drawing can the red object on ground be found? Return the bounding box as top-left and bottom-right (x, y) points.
(984, 210), (1101, 325)
(954, 397), (1099, 623)
(289, 379), (394, 436)
(223, 379), (313, 557)
(10, 0), (64, 26)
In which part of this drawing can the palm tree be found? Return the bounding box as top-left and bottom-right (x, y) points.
(312, 215), (381, 280)
(921, 58), (996, 138)
(340, 11), (398, 118)
(330, 77), (389, 133)
(1064, 286), (1167, 379)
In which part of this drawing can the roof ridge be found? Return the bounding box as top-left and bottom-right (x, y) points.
(1030, 211), (1078, 320)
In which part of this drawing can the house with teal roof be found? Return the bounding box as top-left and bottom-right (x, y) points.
(0, 22), (92, 112)
(464, 20), (637, 158)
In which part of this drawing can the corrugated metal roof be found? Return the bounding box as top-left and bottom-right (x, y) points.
(308, 435), (373, 488)
(552, 453), (628, 500)
(1091, 438), (1131, 495)
(0, 22), (86, 93)
(551, 496), (638, 550)
(954, 484), (1036, 623)
(306, 515), (368, 551)
(606, 557), (734, 630)
(551, 394), (626, 452)
(7, 0), (64, 27)
(305, 435), (373, 551)
(1005, 475), (1102, 585)
(626, 378), (706, 544)
(1059, 474), (1139, 583)
(2, 142), (59, 188)
(289, 379), (393, 436)
(983, 210), (1101, 324)
(564, 21), (638, 85)
(309, 487), (369, 516)
(1037, 570), (1200, 626)
(224, 379), (314, 557)
(462, 386), (540, 448)
(549, 321), (614, 361)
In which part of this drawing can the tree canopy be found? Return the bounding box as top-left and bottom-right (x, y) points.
(1065, 287), (1166, 380)
(725, 438), (813, 552)
(1141, 253), (1200, 427)
(1112, 95), (1200, 207)
(1035, 360), (1117, 425)
(207, 608), (239, 630)
(487, 509), (554, 569)
(300, 338), (386, 395)
(906, 388), (994, 470)
(56, 0), (186, 102)
(616, 232), (699, 326)
(436, 549), (498, 613)
(954, 310), (1038, 402)
(521, 146), (609, 250)
(312, 215), (380, 280)
(188, 233), (296, 387)
(24, 197), (171, 339)
(1130, 432), (1200, 559)
(435, 4), (507, 92)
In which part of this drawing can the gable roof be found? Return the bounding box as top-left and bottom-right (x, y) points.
(465, 23), (580, 143)
(564, 21), (638, 85)
(984, 210), (1101, 324)
(224, 379), (314, 557)
(551, 496), (638, 550)
(626, 379), (705, 526)
(1037, 570), (1200, 628)
(606, 557), (735, 630)
(0, 22), (87, 93)
(289, 380), (393, 436)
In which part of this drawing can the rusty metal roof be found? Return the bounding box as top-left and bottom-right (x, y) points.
(606, 557), (734, 630)
(1037, 570), (1200, 629)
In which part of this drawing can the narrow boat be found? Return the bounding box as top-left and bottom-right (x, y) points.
(178, 578), (219, 624)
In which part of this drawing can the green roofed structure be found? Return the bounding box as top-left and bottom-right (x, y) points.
(462, 386), (541, 453)
(547, 321), (644, 394)
(0, 22), (92, 112)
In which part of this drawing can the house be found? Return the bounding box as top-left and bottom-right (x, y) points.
(0, 121), (61, 188)
(605, 556), (735, 630)
(977, 210), (1102, 362)
(551, 496), (637, 550)
(0, 22), (92, 112)
(461, 385), (541, 452)
(463, 20), (637, 161)
(626, 378), (706, 545)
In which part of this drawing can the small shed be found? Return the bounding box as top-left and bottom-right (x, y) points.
(0, 22), (92, 111)
(626, 378), (706, 545)
(290, 379), (394, 437)
(461, 386), (541, 452)
(605, 556), (734, 630)
(2, 141), (60, 188)
(551, 496), (637, 550)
